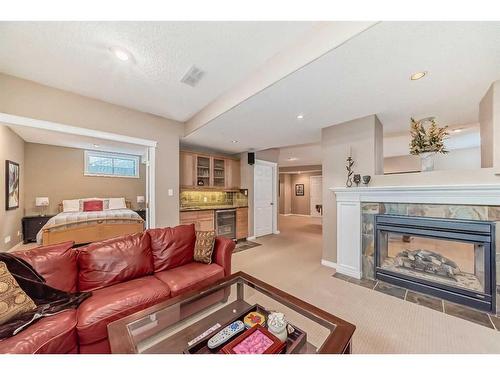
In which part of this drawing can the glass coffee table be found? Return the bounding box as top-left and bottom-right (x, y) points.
(108, 272), (355, 354)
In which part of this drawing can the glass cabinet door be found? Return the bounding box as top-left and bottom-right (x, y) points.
(196, 156), (211, 187)
(213, 158), (225, 188)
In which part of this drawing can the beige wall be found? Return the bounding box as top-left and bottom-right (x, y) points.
(321, 115), (383, 262)
(24, 143), (146, 215)
(279, 174), (292, 215)
(290, 172), (322, 215)
(0, 74), (184, 228)
(479, 80), (500, 169)
(0, 124), (24, 251)
(280, 172), (322, 215)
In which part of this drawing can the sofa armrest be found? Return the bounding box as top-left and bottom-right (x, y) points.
(213, 236), (235, 276)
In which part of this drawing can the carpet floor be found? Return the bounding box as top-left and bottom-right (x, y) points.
(232, 215), (500, 353)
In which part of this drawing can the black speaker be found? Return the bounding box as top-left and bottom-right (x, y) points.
(248, 152), (255, 165)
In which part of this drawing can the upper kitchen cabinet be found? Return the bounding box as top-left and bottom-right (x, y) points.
(180, 151), (240, 190)
(225, 158), (241, 190)
(212, 158), (226, 188)
(180, 151), (196, 188)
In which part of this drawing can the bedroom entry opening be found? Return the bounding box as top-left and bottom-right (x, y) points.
(0, 113), (157, 231)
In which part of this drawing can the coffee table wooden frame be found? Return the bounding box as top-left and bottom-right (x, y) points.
(108, 271), (355, 354)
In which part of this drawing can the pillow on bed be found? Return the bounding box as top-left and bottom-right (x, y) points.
(83, 200), (103, 211)
(62, 199), (80, 212)
(107, 197), (127, 210)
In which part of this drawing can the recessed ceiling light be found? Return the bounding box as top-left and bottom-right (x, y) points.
(410, 71), (427, 81)
(452, 128), (463, 133)
(110, 46), (132, 62)
(288, 157), (298, 161)
(231, 140), (239, 143)
(296, 114), (304, 120)
(93, 144), (99, 148)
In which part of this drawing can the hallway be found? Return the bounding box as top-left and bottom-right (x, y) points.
(232, 215), (500, 353)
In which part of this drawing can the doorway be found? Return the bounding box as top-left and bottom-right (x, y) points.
(310, 175), (323, 218)
(254, 159), (277, 237)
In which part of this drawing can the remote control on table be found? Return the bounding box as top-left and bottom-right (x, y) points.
(207, 320), (245, 349)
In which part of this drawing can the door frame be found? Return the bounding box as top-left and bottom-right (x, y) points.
(0, 112), (157, 228)
(309, 175), (323, 217)
(253, 159), (279, 237)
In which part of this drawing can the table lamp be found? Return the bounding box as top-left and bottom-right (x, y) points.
(35, 197), (49, 217)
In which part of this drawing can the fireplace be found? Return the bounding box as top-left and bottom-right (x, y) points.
(375, 214), (496, 312)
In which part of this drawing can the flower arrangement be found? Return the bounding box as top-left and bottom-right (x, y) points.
(409, 117), (448, 155)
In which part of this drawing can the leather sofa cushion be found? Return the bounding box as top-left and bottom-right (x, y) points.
(15, 241), (77, 292)
(77, 233), (153, 292)
(0, 310), (78, 354)
(76, 276), (170, 345)
(154, 262), (224, 298)
(147, 224), (196, 272)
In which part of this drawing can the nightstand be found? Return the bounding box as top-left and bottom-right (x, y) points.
(22, 215), (54, 244)
(134, 210), (147, 221)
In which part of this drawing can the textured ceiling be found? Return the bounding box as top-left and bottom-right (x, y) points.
(184, 22), (500, 153)
(0, 21), (315, 121)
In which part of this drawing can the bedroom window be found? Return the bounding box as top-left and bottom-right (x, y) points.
(84, 150), (140, 178)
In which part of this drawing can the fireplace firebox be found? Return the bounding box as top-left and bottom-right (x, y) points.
(374, 214), (496, 312)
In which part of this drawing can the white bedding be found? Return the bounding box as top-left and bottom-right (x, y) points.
(36, 208), (143, 244)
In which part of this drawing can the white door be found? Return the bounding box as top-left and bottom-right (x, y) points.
(254, 162), (275, 237)
(310, 176), (323, 217)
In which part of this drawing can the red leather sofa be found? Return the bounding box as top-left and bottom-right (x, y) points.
(0, 224), (234, 354)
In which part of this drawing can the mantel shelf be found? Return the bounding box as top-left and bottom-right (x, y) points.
(329, 184), (500, 206)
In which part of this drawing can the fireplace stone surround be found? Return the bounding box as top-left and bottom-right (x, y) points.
(330, 185), (500, 315)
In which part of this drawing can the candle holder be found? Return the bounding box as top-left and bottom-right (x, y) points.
(345, 157), (355, 188)
(353, 174), (361, 187)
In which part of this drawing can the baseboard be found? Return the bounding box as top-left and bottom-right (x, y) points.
(321, 259), (337, 269)
(247, 236), (257, 241)
(273, 230), (280, 235)
(335, 264), (362, 279)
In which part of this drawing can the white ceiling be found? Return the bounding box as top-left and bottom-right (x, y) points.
(184, 22), (500, 153)
(0, 21), (316, 121)
(7, 124), (148, 156)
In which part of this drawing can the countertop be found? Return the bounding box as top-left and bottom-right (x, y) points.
(180, 205), (248, 212)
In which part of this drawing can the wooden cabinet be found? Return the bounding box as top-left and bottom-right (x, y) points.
(225, 158), (241, 190)
(236, 207), (248, 240)
(180, 151), (240, 190)
(180, 210), (215, 231)
(212, 158), (226, 188)
(180, 152), (196, 189)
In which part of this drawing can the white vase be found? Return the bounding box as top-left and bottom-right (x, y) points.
(267, 312), (288, 343)
(420, 152), (435, 172)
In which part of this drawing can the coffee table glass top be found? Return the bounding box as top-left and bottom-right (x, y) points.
(108, 272), (355, 354)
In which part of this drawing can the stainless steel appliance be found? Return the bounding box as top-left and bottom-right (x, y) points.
(215, 209), (236, 239)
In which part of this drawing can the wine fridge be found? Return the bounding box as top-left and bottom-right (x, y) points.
(215, 209), (236, 240)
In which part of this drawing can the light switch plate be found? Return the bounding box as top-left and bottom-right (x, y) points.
(168, 189), (174, 196)
(4, 236), (11, 244)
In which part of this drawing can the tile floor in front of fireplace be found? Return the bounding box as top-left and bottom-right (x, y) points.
(332, 272), (499, 330)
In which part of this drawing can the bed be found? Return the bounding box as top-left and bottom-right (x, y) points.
(37, 199), (145, 246)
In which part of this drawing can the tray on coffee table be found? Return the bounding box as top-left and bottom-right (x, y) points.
(183, 303), (307, 354)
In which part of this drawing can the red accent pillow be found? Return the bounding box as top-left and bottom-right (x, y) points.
(83, 200), (103, 212)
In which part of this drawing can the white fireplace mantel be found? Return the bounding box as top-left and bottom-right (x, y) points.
(330, 184), (500, 205)
(328, 184), (500, 279)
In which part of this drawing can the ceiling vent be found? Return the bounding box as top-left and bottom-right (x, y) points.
(180, 65), (205, 87)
